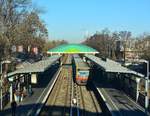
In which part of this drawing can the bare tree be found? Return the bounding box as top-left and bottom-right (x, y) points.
(0, 0), (31, 59)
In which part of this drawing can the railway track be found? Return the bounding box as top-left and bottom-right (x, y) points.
(40, 65), (72, 116)
(70, 82), (102, 116)
(39, 55), (103, 116)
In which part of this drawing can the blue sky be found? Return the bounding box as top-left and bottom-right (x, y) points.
(32, 0), (150, 43)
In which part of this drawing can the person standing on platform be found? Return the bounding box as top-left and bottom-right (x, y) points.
(11, 100), (17, 116)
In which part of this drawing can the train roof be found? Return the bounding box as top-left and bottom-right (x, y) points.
(73, 57), (90, 69)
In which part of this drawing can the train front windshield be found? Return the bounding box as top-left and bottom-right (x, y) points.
(78, 70), (89, 78)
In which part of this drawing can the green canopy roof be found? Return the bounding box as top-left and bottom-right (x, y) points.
(47, 44), (99, 54)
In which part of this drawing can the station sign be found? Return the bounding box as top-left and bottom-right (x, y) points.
(31, 74), (37, 84)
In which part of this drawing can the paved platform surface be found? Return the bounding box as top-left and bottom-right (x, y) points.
(95, 82), (148, 116)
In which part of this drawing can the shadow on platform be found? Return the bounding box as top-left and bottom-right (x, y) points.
(0, 102), (147, 116)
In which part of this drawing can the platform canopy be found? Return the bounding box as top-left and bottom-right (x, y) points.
(47, 44), (99, 54)
(85, 55), (144, 78)
(7, 55), (61, 78)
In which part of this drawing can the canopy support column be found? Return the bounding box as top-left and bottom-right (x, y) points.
(136, 78), (141, 102)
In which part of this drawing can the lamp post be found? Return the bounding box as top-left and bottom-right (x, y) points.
(145, 60), (149, 114)
(0, 60), (11, 110)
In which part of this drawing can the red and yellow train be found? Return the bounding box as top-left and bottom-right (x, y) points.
(72, 54), (90, 85)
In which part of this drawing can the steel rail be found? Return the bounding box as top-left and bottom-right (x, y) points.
(88, 88), (101, 115)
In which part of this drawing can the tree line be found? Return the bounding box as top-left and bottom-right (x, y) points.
(83, 28), (150, 60)
(0, 0), (67, 61)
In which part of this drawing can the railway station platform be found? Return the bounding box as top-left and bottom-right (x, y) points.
(0, 64), (61, 116)
(0, 55), (61, 114)
(85, 55), (146, 101)
(94, 82), (147, 116)
(85, 55), (148, 115)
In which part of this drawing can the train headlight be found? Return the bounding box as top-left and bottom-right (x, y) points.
(72, 98), (77, 105)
